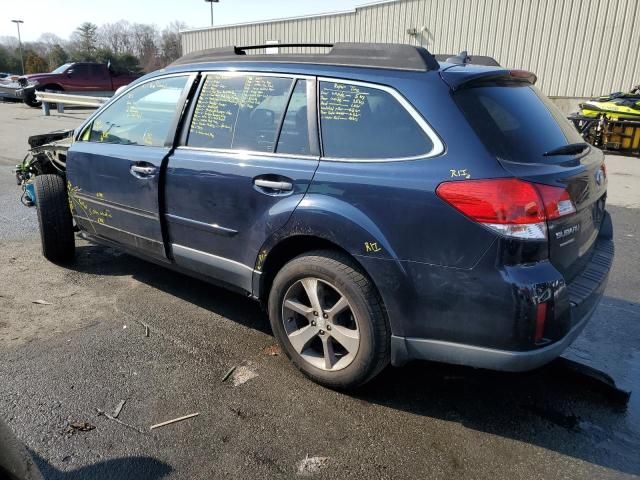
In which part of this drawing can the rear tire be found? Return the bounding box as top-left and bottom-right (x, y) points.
(34, 174), (75, 263)
(268, 250), (390, 389)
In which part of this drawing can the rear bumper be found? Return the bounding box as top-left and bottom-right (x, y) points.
(390, 211), (614, 371)
(391, 286), (600, 371)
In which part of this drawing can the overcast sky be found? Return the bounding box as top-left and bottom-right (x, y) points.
(2, 0), (366, 42)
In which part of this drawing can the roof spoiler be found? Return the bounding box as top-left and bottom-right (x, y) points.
(444, 69), (538, 91)
(434, 52), (501, 67)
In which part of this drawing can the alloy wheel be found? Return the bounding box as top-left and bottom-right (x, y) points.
(282, 277), (360, 371)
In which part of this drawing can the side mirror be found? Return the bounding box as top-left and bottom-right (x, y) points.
(66, 69), (74, 77)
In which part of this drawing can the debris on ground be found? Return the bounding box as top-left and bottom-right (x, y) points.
(96, 408), (145, 434)
(113, 399), (126, 418)
(231, 364), (258, 387)
(65, 421), (95, 435)
(144, 324), (149, 337)
(263, 345), (281, 356)
(221, 365), (237, 382)
(555, 357), (632, 405)
(150, 412), (199, 430)
(296, 455), (330, 476)
(228, 406), (249, 419)
(32, 299), (52, 305)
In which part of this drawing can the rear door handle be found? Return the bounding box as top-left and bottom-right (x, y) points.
(254, 179), (293, 191)
(130, 164), (157, 178)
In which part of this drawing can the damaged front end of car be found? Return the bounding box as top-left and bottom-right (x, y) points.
(14, 129), (74, 206)
(0, 76), (38, 104)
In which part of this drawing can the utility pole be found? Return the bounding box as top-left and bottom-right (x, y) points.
(11, 19), (24, 75)
(204, 0), (219, 27)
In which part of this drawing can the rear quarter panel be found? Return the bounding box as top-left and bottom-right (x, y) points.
(259, 70), (512, 336)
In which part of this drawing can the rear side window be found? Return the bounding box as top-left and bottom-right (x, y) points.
(454, 84), (584, 163)
(319, 81), (433, 159)
(188, 74), (293, 152)
(71, 64), (88, 76)
(88, 64), (103, 77)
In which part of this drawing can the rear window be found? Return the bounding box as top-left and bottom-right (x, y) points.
(454, 84), (583, 163)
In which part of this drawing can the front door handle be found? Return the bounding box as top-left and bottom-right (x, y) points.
(254, 179), (293, 191)
(130, 164), (157, 178)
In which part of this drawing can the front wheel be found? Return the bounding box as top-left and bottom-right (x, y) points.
(24, 85), (63, 108)
(33, 174), (75, 263)
(23, 89), (41, 108)
(268, 250), (390, 389)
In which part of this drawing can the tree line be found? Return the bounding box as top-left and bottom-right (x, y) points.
(0, 20), (187, 75)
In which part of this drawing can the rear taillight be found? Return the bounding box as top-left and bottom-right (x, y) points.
(436, 178), (576, 240)
(535, 184), (576, 220)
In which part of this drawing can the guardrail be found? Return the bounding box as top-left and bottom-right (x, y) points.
(36, 91), (110, 116)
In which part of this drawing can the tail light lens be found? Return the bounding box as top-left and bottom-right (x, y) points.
(436, 178), (576, 240)
(535, 184), (576, 220)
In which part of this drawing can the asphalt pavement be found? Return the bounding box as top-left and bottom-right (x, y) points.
(0, 102), (639, 479)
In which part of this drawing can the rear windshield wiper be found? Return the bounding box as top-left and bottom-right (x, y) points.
(543, 142), (590, 156)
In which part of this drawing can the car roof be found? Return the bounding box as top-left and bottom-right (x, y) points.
(169, 43), (440, 73)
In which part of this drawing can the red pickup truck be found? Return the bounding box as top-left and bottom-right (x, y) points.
(17, 62), (142, 107)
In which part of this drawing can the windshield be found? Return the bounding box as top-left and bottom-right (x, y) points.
(50, 63), (73, 74)
(454, 84), (583, 163)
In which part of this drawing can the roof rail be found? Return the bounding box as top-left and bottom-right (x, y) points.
(170, 42), (440, 72)
(235, 43), (333, 53)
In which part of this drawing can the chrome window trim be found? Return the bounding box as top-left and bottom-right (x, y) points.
(75, 72), (196, 142)
(199, 70), (314, 81)
(317, 76), (445, 162)
(176, 145), (320, 162)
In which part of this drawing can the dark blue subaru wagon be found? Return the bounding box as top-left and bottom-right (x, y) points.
(24, 43), (613, 388)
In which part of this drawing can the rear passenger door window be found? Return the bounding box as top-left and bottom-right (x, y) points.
(319, 81), (434, 159)
(187, 74), (294, 153)
(71, 64), (89, 76)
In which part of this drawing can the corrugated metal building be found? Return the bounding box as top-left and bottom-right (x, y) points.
(181, 0), (640, 99)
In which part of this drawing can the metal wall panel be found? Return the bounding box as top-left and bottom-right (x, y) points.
(181, 0), (640, 97)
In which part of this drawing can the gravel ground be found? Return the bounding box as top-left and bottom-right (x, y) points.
(0, 102), (639, 480)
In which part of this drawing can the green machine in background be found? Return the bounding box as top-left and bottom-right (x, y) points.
(569, 85), (640, 157)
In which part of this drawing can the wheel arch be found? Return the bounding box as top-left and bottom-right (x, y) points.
(253, 197), (415, 336)
(38, 83), (64, 91)
(256, 235), (355, 305)
(254, 233), (410, 338)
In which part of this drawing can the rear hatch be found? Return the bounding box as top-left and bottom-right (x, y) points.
(446, 68), (607, 282)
